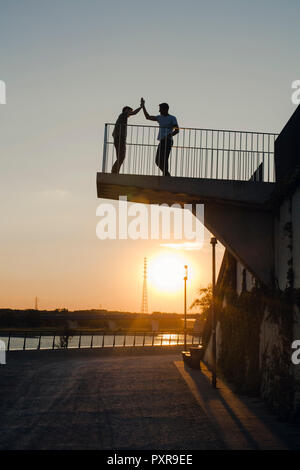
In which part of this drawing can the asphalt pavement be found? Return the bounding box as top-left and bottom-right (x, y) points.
(0, 347), (299, 450)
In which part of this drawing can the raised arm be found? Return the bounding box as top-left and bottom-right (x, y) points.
(129, 106), (142, 116)
(141, 98), (157, 122)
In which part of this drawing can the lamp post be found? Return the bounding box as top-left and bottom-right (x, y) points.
(210, 237), (217, 388)
(184, 265), (188, 351)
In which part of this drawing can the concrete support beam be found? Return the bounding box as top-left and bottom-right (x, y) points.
(96, 173), (275, 286)
(200, 202), (274, 286)
(97, 173), (275, 207)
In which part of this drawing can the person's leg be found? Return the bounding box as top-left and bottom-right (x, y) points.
(111, 143), (119, 173)
(111, 138), (126, 173)
(155, 138), (172, 176)
(155, 142), (163, 172)
(155, 139), (169, 174)
(163, 139), (172, 176)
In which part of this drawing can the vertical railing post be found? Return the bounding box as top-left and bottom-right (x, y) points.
(37, 334), (41, 350)
(143, 333), (145, 346)
(184, 266), (188, 350)
(52, 334), (56, 350)
(99, 124), (277, 181)
(23, 332), (27, 350)
(102, 124), (108, 172)
(123, 334), (126, 347)
(113, 334), (115, 348)
(211, 236), (218, 388)
(7, 332), (11, 351)
(90, 334), (93, 349)
(133, 332), (136, 347)
(152, 332), (155, 346)
(79, 333), (81, 349)
(102, 332), (105, 348)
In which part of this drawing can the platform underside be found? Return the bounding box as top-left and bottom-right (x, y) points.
(96, 173), (275, 286)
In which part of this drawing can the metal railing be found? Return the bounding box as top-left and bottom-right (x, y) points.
(102, 123), (278, 182)
(1, 331), (202, 351)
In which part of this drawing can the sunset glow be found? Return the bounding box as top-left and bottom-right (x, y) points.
(148, 254), (193, 293)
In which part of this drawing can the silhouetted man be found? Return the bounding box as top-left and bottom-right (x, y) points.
(141, 98), (179, 176)
(111, 105), (142, 174)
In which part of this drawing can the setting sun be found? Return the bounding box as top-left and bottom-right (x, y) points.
(148, 254), (192, 293)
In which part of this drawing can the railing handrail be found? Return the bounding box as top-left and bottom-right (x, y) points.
(0, 330), (192, 335)
(105, 141), (276, 154)
(102, 123), (278, 182)
(105, 122), (279, 137)
(1, 331), (202, 351)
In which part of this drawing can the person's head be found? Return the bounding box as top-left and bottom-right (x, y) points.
(122, 106), (133, 115)
(159, 103), (169, 116)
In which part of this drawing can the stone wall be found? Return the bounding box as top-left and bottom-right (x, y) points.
(206, 180), (300, 418)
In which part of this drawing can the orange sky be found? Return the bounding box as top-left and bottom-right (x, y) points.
(1, 1), (297, 313)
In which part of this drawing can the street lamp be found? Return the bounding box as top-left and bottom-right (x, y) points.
(210, 237), (217, 388)
(184, 265), (188, 351)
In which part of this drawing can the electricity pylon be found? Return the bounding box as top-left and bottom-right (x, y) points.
(141, 257), (148, 314)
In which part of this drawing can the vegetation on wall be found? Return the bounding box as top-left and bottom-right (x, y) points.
(218, 287), (265, 395)
(260, 287), (295, 420)
(260, 196), (298, 419)
(190, 285), (213, 347)
(190, 172), (300, 418)
(218, 284), (296, 415)
(283, 196), (294, 289)
(192, 243), (298, 417)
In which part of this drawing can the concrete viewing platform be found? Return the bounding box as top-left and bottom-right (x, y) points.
(97, 123), (280, 287)
(1, 348), (299, 450)
(96, 173), (275, 286)
(96, 173), (275, 208)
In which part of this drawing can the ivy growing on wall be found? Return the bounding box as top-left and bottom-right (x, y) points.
(216, 283), (296, 417)
(203, 171), (300, 419)
(217, 286), (265, 395)
(260, 287), (295, 420)
(283, 196), (294, 289)
(211, 241), (298, 419)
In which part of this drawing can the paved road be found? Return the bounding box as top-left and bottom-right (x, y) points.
(0, 348), (299, 450)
